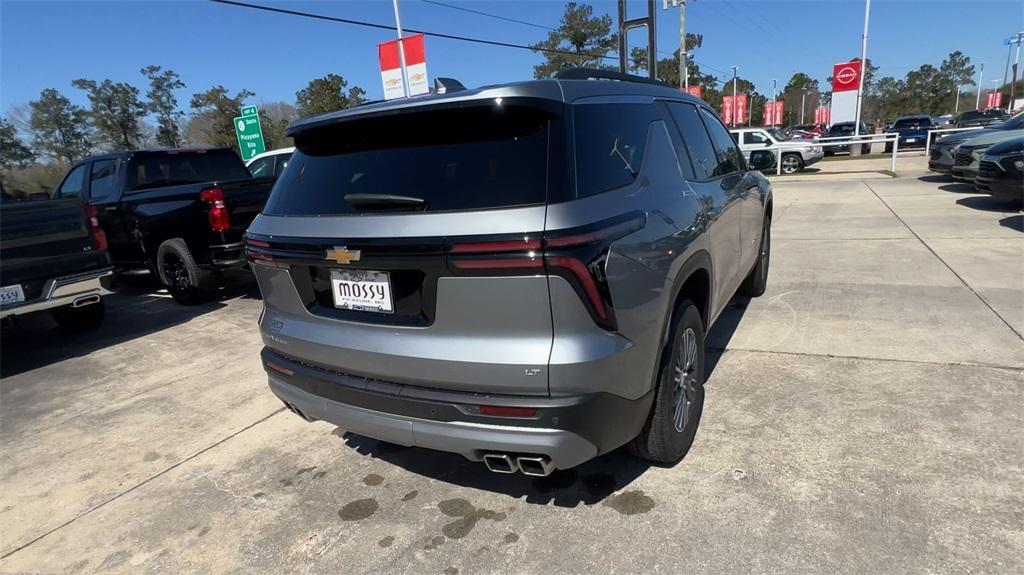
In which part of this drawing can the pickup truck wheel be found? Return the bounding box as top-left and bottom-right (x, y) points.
(884, 142), (893, 154)
(740, 217), (771, 297)
(781, 153), (804, 174)
(157, 238), (215, 305)
(628, 300), (705, 465)
(51, 301), (105, 331)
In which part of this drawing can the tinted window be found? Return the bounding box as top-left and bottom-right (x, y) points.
(699, 108), (744, 176)
(89, 159), (117, 200)
(893, 118), (931, 129)
(265, 103), (552, 215)
(126, 150), (251, 192)
(743, 131), (771, 145)
(574, 103), (659, 197)
(657, 103), (695, 180)
(274, 152), (293, 176)
(666, 102), (718, 180)
(248, 156), (274, 178)
(58, 164), (88, 198)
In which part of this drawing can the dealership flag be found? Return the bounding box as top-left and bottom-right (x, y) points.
(722, 94), (748, 126)
(379, 34), (428, 100)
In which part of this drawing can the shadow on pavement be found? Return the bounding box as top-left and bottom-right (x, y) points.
(938, 182), (980, 194)
(955, 195), (1023, 213)
(0, 273), (260, 378)
(918, 174), (950, 183)
(336, 298), (749, 505)
(341, 432), (653, 507)
(999, 214), (1023, 233)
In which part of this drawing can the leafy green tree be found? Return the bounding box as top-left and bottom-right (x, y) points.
(0, 117), (35, 189)
(188, 86), (254, 154)
(141, 65), (186, 147)
(780, 73), (820, 126)
(28, 88), (92, 164)
(72, 79), (148, 150)
(258, 101), (299, 149)
(939, 51), (975, 88)
(530, 2), (617, 78)
(295, 74), (366, 117)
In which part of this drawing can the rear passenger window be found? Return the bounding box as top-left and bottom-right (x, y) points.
(89, 159), (117, 200)
(699, 108), (744, 176)
(666, 102), (718, 180)
(573, 103), (660, 197)
(57, 164), (88, 198)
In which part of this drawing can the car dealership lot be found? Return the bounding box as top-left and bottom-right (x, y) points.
(2, 163), (1022, 574)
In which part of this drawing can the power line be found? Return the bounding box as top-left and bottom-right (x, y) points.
(419, 0), (554, 31)
(208, 0), (614, 62)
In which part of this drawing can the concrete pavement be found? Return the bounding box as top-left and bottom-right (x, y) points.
(2, 159), (1021, 574)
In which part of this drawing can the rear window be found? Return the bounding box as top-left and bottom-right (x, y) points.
(264, 103), (553, 215)
(126, 150), (250, 192)
(893, 118), (931, 128)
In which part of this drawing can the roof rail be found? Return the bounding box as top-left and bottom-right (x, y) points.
(553, 68), (672, 89)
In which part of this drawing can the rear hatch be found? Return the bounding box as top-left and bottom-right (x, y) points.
(248, 99), (565, 396)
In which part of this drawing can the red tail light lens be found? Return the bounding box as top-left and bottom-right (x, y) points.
(200, 186), (231, 232)
(84, 204), (108, 252)
(447, 213), (645, 330)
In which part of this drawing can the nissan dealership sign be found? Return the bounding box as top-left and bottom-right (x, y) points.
(829, 60), (863, 125)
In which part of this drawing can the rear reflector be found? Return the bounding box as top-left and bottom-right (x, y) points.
(479, 405), (538, 417)
(265, 362), (294, 376)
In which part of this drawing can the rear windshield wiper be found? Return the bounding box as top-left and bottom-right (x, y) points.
(344, 193), (427, 212)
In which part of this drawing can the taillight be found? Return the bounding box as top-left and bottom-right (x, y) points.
(448, 212), (646, 330)
(84, 204), (108, 252)
(200, 186), (231, 232)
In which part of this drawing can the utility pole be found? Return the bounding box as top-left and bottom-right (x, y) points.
(731, 65), (738, 127)
(975, 62), (985, 109)
(391, 0), (410, 98)
(954, 84), (962, 114)
(992, 79), (1000, 108)
(853, 0), (871, 138)
(771, 79), (778, 126)
(662, 1), (687, 90)
(800, 88), (807, 124)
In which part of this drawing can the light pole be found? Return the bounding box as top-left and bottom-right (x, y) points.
(731, 65), (738, 127)
(975, 62), (985, 109)
(954, 84), (962, 114)
(991, 79), (1000, 108)
(853, 0), (871, 137)
(800, 88), (807, 124)
(391, 0), (410, 98)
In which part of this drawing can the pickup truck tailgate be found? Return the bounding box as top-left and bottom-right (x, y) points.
(0, 198), (109, 299)
(221, 178), (271, 232)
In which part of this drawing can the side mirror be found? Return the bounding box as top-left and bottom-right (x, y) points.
(749, 150), (775, 171)
(764, 141), (773, 147)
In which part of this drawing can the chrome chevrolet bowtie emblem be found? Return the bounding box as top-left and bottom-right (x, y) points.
(325, 246), (361, 265)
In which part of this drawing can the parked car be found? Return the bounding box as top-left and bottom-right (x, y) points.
(729, 127), (823, 174)
(929, 111), (1024, 175)
(822, 121), (872, 155)
(783, 123), (824, 139)
(53, 148), (275, 304)
(1, 188), (113, 330)
(974, 136), (1024, 205)
(954, 108), (1008, 128)
(950, 130), (1024, 182)
(246, 147), (294, 180)
(934, 114), (954, 126)
(885, 115), (939, 152)
(246, 69), (774, 475)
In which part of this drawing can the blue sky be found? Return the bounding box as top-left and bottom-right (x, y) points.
(2, 0), (1021, 114)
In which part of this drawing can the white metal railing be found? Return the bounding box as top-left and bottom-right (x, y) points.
(763, 133), (900, 176)
(925, 127), (982, 155)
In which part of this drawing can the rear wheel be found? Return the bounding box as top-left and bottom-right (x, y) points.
(51, 300), (105, 331)
(629, 300), (705, 464)
(884, 142), (893, 154)
(157, 238), (215, 305)
(741, 217), (771, 297)
(861, 143), (872, 155)
(780, 153), (804, 174)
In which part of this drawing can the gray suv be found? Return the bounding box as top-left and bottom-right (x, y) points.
(246, 69), (773, 476)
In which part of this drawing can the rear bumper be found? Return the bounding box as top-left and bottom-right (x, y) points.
(209, 242), (247, 269)
(262, 348), (653, 470)
(0, 268), (113, 320)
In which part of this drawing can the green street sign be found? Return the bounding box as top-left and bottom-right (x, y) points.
(241, 105), (258, 117)
(233, 114), (265, 161)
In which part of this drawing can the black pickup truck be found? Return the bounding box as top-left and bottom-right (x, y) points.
(53, 148), (273, 303)
(1, 189), (114, 330)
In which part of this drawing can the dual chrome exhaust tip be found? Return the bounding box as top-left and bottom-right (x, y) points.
(482, 453), (555, 477)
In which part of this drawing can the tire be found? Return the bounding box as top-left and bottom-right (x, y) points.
(51, 300), (105, 331)
(157, 238), (215, 305)
(824, 149), (835, 157)
(780, 153), (804, 174)
(740, 217), (771, 297)
(861, 144), (871, 155)
(629, 300), (705, 464)
(884, 142), (893, 154)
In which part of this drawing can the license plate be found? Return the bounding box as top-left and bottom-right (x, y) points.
(330, 270), (393, 313)
(0, 284), (25, 306)
(906, 138), (918, 142)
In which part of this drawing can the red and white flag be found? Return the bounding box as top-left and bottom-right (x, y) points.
(378, 33), (429, 100)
